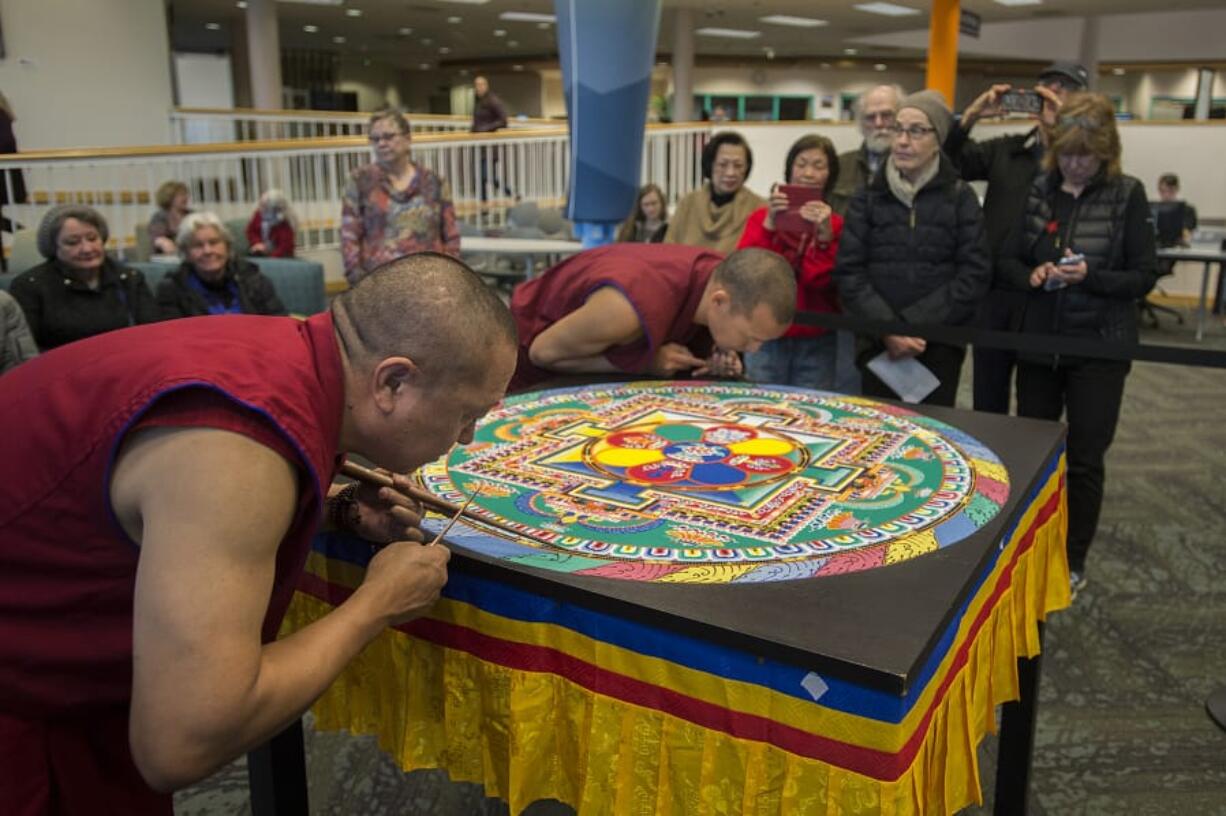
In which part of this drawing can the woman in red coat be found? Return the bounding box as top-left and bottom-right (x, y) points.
(245, 188), (297, 257)
(736, 134), (842, 389)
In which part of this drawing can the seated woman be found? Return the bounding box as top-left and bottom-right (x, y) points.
(148, 180), (192, 256)
(9, 205), (160, 350)
(0, 289), (38, 373)
(998, 92), (1157, 594)
(834, 90), (990, 406)
(737, 134), (842, 389)
(245, 189), (297, 257)
(616, 184), (668, 243)
(157, 212), (287, 319)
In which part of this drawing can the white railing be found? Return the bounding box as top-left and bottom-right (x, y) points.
(169, 107), (561, 145)
(0, 124), (711, 262)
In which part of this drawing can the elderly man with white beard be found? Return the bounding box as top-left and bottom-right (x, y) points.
(829, 84), (905, 216)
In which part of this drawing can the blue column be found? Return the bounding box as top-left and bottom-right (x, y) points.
(555, 0), (663, 249)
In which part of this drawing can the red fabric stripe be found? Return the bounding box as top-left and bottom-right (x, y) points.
(297, 480), (1063, 780)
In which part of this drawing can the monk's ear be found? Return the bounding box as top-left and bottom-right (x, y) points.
(370, 355), (421, 413)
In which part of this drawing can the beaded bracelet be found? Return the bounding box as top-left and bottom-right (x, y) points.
(329, 483), (361, 532)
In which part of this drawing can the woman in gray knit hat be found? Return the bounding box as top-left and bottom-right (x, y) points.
(833, 89), (991, 406)
(8, 204), (159, 350)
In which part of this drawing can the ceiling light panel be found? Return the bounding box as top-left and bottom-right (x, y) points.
(759, 15), (827, 28)
(854, 3), (921, 16)
(499, 12), (557, 23)
(696, 27), (762, 39)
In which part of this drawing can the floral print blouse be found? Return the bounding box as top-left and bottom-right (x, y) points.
(340, 162), (461, 284)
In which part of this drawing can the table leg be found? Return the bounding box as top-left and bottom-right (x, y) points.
(248, 718), (309, 816)
(1212, 262), (1224, 316)
(994, 621), (1044, 816)
(1196, 261), (1212, 341)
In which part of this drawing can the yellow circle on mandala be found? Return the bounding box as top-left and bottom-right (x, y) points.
(728, 438), (794, 456)
(595, 448), (666, 467)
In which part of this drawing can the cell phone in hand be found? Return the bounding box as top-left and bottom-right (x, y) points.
(1000, 89), (1043, 115)
(1057, 253), (1085, 267)
(775, 184), (823, 233)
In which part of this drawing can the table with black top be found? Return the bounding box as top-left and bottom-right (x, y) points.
(257, 388), (1069, 816)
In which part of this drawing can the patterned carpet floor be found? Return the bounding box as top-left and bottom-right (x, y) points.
(176, 309), (1226, 815)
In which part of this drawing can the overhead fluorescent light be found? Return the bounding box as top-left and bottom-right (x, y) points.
(1112, 67), (1126, 75)
(854, 2), (921, 16)
(696, 27), (762, 39)
(993, 0), (1042, 5)
(843, 48), (858, 55)
(493, 29), (506, 36)
(277, 0), (343, 6)
(345, 8), (362, 17)
(874, 63), (888, 71)
(760, 15), (827, 28)
(236, 1), (248, 8)
(499, 11), (556, 23)
(447, 16), (462, 23)
(438, 46), (451, 54)
(507, 40), (519, 47)
(302, 24), (319, 33)
(205, 22), (222, 30)
(438, 0), (490, 4)
(397, 27), (412, 35)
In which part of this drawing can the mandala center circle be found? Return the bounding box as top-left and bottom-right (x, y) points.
(663, 442), (730, 464)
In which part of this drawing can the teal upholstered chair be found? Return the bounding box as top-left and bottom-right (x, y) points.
(224, 218), (252, 258)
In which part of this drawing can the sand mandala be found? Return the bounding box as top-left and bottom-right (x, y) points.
(417, 382), (1010, 583)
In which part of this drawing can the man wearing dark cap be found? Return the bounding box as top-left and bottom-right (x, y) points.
(943, 61), (1088, 414)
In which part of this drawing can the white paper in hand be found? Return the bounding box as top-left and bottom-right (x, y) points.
(866, 351), (940, 403)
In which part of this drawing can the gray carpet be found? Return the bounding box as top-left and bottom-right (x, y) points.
(176, 307), (1226, 815)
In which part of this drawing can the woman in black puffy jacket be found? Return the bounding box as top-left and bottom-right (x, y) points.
(998, 92), (1157, 594)
(835, 90), (990, 406)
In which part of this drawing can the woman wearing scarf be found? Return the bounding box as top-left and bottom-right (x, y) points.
(157, 213), (287, 319)
(834, 90), (990, 406)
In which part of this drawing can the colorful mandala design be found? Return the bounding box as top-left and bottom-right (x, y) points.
(417, 382), (1011, 584)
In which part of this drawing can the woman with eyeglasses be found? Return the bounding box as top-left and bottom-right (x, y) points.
(9, 205), (160, 350)
(664, 131), (764, 254)
(340, 108), (460, 285)
(998, 92), (1157, 596)
(834, 90), (990, 406)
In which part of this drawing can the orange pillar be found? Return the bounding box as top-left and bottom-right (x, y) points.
(926, 0), (960, 105)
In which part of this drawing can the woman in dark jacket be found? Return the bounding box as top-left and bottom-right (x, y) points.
(10, 205), (160, 350)
(835, 90), (990, 406)
(157, 212), (286, 319)
(998, 92), (1157, 594)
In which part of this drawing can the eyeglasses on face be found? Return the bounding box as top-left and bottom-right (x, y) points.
(890, 124), (936, 140)
(368, 132), (403, 144)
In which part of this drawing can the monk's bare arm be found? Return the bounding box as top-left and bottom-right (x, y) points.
(113, 427), (448, 791)
(527, 287), (643, 373)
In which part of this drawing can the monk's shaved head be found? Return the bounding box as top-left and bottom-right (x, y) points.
(332, 252), (517, 387)
(713, 248), (797, 325)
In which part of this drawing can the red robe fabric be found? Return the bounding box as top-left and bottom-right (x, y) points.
(0, 312), (345, 813)
(509, 243), (721, 391)
(736, 207), (844, 338)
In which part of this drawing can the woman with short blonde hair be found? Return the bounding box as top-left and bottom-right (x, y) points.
(1000, 91), (1158, 596)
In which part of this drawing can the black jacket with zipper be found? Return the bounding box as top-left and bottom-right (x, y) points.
(834, 153), (991, 328)
(999, 170), (1157, 351)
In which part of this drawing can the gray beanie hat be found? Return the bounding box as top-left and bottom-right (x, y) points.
(898, 89), (953, 146)
(37, 204), (109, 259)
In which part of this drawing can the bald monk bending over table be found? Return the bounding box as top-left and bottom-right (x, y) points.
(509, 243), (796, 392)
(0, 253), (518, 814)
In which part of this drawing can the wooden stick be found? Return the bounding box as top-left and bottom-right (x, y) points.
(338, 459), (526, 545)
(428, 485), (483, 547)
(339, 459), (461, 516)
